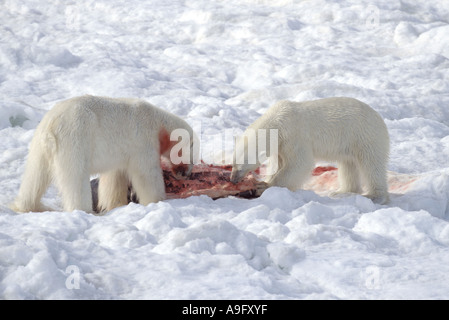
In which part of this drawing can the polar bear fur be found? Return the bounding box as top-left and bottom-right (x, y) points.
(11, 95), (196, 213)
(230, 97), (390, 204)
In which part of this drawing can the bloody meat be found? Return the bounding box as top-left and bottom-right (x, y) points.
(90, 163), (267, 213)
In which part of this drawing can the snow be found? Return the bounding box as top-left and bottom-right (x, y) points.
(1, 0), (449, 299)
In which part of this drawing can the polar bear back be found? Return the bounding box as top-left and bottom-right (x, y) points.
(44, 95), (192, 174)
(249, 97), (389, 162)
(50, 95), (177, 139)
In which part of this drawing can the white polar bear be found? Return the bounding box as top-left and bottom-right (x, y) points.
(11, 95), (197, 213)
(231, 97), (390, 204)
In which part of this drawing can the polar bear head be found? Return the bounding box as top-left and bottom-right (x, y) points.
(159, 126), (199, 180)
(230, 128), (279, 184)
(230, 130), (261, 183)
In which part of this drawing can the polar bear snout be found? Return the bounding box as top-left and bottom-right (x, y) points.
(172, 163), (194, 180)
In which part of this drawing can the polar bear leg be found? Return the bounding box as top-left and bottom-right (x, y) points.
(358, 155), (389, 204)
(54, 161), (93, 213)
(11, 143), (52, 212)
(268, 148), (315, 191)
(127, 150), (165, 205)
(97, 170), (129, 212)
(52, 142), (93, 213)
(335, 159), (362, 194)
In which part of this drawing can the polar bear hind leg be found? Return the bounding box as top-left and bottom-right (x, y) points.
(97, 170), (129, 212)
(11, 137), (53, 212)
(358, 153), (389, 204)
(52, 141), (94, 213)
(330, 156), (388, 204)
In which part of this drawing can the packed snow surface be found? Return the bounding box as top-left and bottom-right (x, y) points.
(1, 0), (449, 299)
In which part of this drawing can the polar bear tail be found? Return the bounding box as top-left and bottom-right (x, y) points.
(10, 127), (54, 213)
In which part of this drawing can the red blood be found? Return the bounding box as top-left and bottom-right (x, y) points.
(159, 127), (173, 155)
(312, 166), (338, 176)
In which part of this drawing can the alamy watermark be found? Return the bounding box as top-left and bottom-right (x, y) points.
(169, 119), (279, 177)
(364, 5), (380, 30)
(65, 5), (81, 31)
(363, 265), (382, 290)
(65, 265), (80, 290)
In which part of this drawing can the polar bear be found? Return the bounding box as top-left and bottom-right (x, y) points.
(230, 97), (390, 204)
(11, 95), (197, 213)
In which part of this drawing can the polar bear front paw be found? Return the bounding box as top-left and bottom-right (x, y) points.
(365, 193), (389, 205)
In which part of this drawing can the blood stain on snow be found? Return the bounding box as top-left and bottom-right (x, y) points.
(311, 166), (338, 176)
(305, 166), (339, 193)
(387, 173), (418, 193)
(306, 166), (418, 194)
